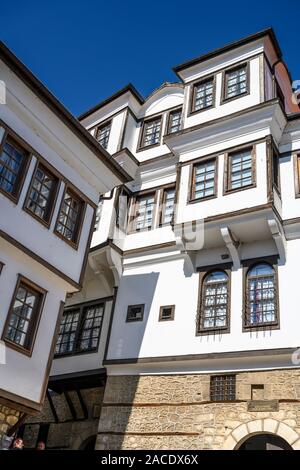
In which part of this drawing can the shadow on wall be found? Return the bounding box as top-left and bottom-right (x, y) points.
(97, 272), (160, 450)
(108, 271), (160, 361)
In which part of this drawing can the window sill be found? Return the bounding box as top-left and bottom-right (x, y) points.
(196, 327), (230, 336)
(243, 322), (279, 332)
(2, 338), (33, 357)
(220, 90), (250, 105)
(187, 104), (215, 117)
(136, 142), (161, 153)
(223, 183), (256, 195)
(188, 194), (217, 204)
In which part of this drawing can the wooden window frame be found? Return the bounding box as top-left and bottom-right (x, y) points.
(272, 145), (281, 195)
(54, 186), (86, 249)
(128, 190), (158, 233)
(23, 160), (60, 228)
(221, 62), (250, 104)
(196, 263), (232, 336)
(188, 75), (216, 115)
(137, 115), (163, 152)
(126, 304), (145, 323)
(165, 107), (182, 135)
(54, 298), (107, 357)
(210, 374), (236, 401)
(95, 120), (112, 150)
(115, 185), (132, 231)
(1, 275), (47, 357)
(189, 156), (218, 203)
(242, 256), (280, 332)
(293, 153), (300, 198)
(159, 184), (176, 227)
(0, 131), (31, 204)
(224, 145), (256, 195)
(0, 119), (97, 210)
(158, 305), (175, 322)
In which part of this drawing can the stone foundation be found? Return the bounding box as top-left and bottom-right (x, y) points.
(0, 404), (21, 439)
(96, 370), (300, 450)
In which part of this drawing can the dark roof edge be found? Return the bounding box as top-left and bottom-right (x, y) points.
(78, 83), (144, 121)
(173, 28), (282, 75)
(0, 41), (130, 184)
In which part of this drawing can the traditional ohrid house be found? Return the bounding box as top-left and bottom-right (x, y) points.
(21, 28), (300, 450)
(0, 42), (129, 443)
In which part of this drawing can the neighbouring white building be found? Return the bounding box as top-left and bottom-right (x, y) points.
(0, 42), (129, 443)
(18, 28), (300, 450)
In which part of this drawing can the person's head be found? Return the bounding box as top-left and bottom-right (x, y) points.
(12, 438), (24, 449)
(36, 441), (46, 451)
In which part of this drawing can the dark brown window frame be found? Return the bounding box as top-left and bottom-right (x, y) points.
(137, 115), (163, 152)
(165, 107), (182, 135)
(126, 304), (145, 322)
(188, 75), (216, 116)
(23, 160), (60, 228)
(196, 263), (232, 336)
(1, 274), (47, 357)
(223, 144), (256, 195)
(242, 256), (280, 332)
(158, 184), (176, 227)
(0, 261), (4, 275)
(158, 305), (175, 322)
(293, 152), (300, 198)
(221, 62), (250, 104)
(95, 119), (112, 150)
(272, 144), (281, 195)
(210, 374), (236, 401)
(54, 297), (108, 358)
(128, 183), (176, 233)
(0, 119), (97, 209)
(54, 186), (86, 249)
(189, 156), (218, 203)
(128, 189), (158, 233)
(0, 130), (31, 204)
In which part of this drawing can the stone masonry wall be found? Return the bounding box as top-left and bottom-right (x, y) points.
(0, 404), (21, 439)
(96, 369), (300, 450)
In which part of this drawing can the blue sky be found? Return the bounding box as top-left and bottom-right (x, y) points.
(1, 0), (299, 116)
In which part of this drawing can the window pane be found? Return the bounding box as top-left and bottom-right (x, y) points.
(193, 160), (216, 199)
(161, 188), (175, 225)
(226, 66), (247, 98)
(56, 190), (83, 243)
(134, 194), (155, 230)
(78, 304), (104, 352)
(26, 165), (57, 221)
(194, 80), (214, 111)
(96, 123), (111, 149)
(5, 282), (41, 349)
(0, 140), (26, 196)
(142, 119), (161, 147)
(246, 263), (277, 326)
(229, 149), (252, 189)
(200, 271), (229, 330)
(168, 110), (182, 134)
(55, 310), (80, 355)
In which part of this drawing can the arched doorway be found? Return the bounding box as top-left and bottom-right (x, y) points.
(79, 435), (97, 450)
(237, 433), (292, 450)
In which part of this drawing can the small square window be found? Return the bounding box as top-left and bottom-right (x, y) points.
(210, 375), (236, 401)
(139, 118), (162, 149)
(126, 304), (144, 322)
(159, 305), (175, 321)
